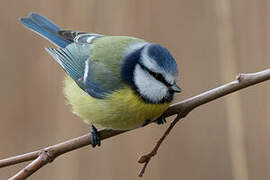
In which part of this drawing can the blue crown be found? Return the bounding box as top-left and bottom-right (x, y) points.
(147, 44), (178, 76)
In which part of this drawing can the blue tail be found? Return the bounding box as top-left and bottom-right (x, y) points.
(20, 13), (69, 48)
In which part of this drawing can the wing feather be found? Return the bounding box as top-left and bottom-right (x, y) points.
(46, 43), (112, 99)
(46, 36), (144, 99)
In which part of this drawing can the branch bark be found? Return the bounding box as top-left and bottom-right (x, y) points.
(1, 69), (269, 179)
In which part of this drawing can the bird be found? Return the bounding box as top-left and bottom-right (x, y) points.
(20, 13), (182, 147)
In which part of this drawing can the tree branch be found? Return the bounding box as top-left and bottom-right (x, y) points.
(1, 69), (269, 179)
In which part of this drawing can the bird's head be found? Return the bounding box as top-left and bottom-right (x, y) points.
(122, 43), (181, 104)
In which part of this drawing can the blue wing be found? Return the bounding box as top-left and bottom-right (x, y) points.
(46, 34), (109, 99)
(21, 13), (110, 98)
(20, 13), (70, 48)
(46, 47), (86, 82)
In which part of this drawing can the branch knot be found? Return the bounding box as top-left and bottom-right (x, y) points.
(39, 149), (56, 163)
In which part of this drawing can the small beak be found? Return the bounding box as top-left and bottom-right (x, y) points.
(171, 83), (182, 93)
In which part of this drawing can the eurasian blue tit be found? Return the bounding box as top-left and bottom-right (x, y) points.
(20, 13), (181, 147)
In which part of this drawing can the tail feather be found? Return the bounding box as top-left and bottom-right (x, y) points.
(20, 13), (69, 48)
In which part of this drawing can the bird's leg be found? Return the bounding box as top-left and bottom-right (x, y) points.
(156, 115), (167, 125)
(90, 125), (101, 147)
(142, 119), (151, 127)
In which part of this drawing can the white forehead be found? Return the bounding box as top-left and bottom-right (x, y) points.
(124, 42), (148, 58)
(141, 46), (176, 84)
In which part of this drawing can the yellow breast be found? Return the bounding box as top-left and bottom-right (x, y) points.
(64, 77), (170, 130)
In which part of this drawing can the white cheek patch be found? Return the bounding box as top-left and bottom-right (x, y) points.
(134, 64), (168, 102)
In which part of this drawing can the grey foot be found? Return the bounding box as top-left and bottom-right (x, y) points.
(90, 125), (101, 147)
(156, 115), (167, 125)
(142, 119), (151, 127)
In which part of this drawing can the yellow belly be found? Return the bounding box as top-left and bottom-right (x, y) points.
(63, 77), (170, 130)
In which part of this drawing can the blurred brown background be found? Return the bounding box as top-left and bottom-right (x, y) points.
(0, 0), (269, 179)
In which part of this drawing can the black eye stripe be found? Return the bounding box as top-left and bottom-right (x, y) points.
(138, 63), (172, 87)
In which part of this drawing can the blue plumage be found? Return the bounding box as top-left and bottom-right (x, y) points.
(20, 13), (181, 141)
(21, 13), (109, 99)
(121, 47), (145, 89)
(147, 44), (178, 76)
(20, 13), (181, 104)
(83, 60), (112, 98)
(46, 45), (108, 99)
(45, 47), (86, 81)
(20, 13), (69, 48)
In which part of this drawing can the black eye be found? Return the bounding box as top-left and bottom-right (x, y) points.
(152, 73), (171, 86)
(154, 73), (163, 81)
(137, 62), (171, 87)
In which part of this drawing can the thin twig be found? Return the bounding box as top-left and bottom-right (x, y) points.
(138, 114), (182, 177)
(0, 69), (269, 179)
(9, 151), (49, 180)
